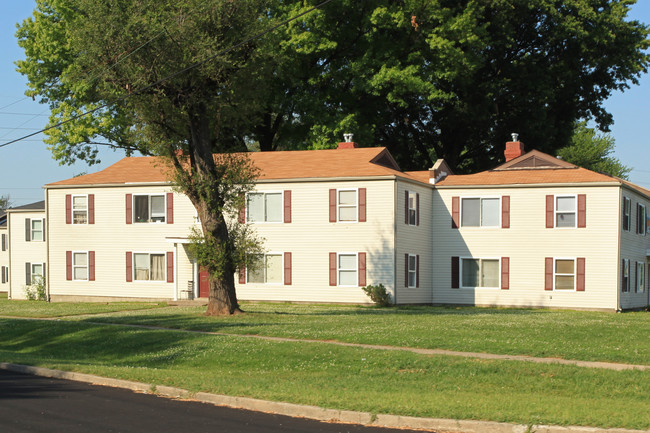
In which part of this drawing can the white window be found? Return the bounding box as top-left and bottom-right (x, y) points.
(554, 259), (575, 290)
(338, 253), (358, 286)
(247, 253), (282, 283)
(555, 196), (576, 228)
(461, 197), (499, 227)
(73, 195), (88, 224)
(622, 259), (630, 293)
(637, 203), (646, 235)
(408, 191), (418, 226)
(247, 192), (282, 222)
(31, 219), (44, 241)
(133, 253), (166, 281)
(461, 258), (499, 288)
(636, 262), (645, 293)
(31, 263), (44, 284)
(73, 252), (88, 281)
(408, 254), (417, 288)
(623, 197), (631, 231)
(338, 189), (358, 222)
(133, 194), (165, 223)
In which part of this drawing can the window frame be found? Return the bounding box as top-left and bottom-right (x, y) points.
(30, 218), (44, 242)
(554, 195), (577, 228)
(460, 196), (501, 228)
(246, 252), (284, 284)
(623, 196), (631, 232)
(636, 261), (645, 293)
(459, 256), (500, 289)
(637, 203), (646, 235)
(72, 194), (88, 225)
(407, 254), (418, 288)
(553, 257), (576, 291)
(337, 252), (358, 287)
(132, 194), (166, 224)
(337, 188), (359, 223)
(246, 191), (283, 223)
(72, 251), (89, 281)
(622, 258), (630, 293)
(408, 191), (418, 226)
(30, 262), (45, 285)
(132, 251), (167, 282)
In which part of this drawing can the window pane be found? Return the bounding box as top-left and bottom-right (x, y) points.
(74, 267), (88, 280)
(339, 190), (356, 206)
(481, 260), (499, 287)
(265, 193), (282, 222)
(555, 259), (574, 274)
(555, 275), (574, 290)
(32, 264), (43, 278)
(134, 196), (149, 223)
(462, 259), (479, 287)
(339, 270), (357, 286)
(150, 195), (165, 221)
(150, 254), (165, 280)
(339, 254), (356, 270)
(556, 196), (575, 212)
(134, 253), (149, 280)
(73, 252), (87, 266)
(556, 213), (575, 227)
(481, 198), (499, 226)
(408, 271), (417, 287)
(247, 194), (264, 222)
(32, 220), (42, 231)
(247, 255), (264, 283)
(461, 198), (480, 226)
(265, 255), (282, 283)
(339, 206), (357, 221)
(408, 255), (417, 272)
(73, 196), (87, 209)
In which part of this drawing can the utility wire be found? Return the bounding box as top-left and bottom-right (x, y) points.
(0, 0), (334, 149)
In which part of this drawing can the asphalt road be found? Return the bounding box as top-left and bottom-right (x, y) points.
(0, 370), (427, 433)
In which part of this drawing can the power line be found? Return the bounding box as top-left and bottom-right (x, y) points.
(0, 0), (335, 149)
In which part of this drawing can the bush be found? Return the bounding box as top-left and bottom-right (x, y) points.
(361, 284), (392, 307)
(24, 276), (47, 301)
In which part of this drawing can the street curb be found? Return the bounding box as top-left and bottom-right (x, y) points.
(0, 362), (645, 433)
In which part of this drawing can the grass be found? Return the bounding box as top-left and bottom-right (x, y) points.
(0, 297), (168, 317)
(0, 318), (649, 430)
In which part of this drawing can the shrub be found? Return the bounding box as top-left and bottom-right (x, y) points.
(24, 276), (47, 301)
(361, 284), (392, 307)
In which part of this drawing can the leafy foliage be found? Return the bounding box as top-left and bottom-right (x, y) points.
(0, 195), (10, 212)
(24, 276), (47, 301)
(361, 284), (392, 307)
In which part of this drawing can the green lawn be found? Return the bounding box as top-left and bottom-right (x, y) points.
(0, 318), (648, 430)
(0, 297), (168, 317)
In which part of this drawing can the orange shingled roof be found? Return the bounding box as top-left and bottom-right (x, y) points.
(436, 167), (618, 187)
(46, 147), (426, 187)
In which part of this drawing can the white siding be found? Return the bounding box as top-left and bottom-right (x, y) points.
(8, 210), (47, 300)
(619, 186), (650, 309)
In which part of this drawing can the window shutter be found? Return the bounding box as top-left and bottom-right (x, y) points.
(358, 188), (367, 222)
(66, 251), (72, 281)
(329, 252), (337, 286)
(25, 262), (31, 285)
(88, 194), (95, 224)
(66, 194), (72, 224)
(284, 252), (292, 285)
(501, 257), (509, 290)
(501, 196), (510, 229)
(126, 194), (132, 224)
(25, 218), (31, 242)
(621, 259), (625, 291)
(43, 263), (46, 280)
(405, 191), (409, 224)
(89, 251), (95, 281)
(239, 266), (246, 284)
(404, 254), (409, 287)
(1, 267), (5, 284)
(577, 194), (586, 228)
(416, 193), (420, 226)
(284, 190), (291, 223)
(329, 189), (337, 222)
(166, 251), (174, 283)
(238, 195), (246, 224)
(1, 233), (5, 251)
(126, 252), (133, 282)
(451, 197), (459, 229)
(577, 258), (585, 291)
(545, 258), (553, 290)
(166, 193), (174, 224)
(42, 218), (46, 240)
(451, 256), (459, 288)
(358, 252), (366, 286)
(416, 254), (420, 288)
(545, 195), (554, 228)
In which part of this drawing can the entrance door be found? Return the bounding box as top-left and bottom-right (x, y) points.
(199, 268), (210, 298)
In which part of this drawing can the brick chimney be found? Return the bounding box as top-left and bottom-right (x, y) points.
(337, 133), (359, 149)
(504, 133), (524, 162)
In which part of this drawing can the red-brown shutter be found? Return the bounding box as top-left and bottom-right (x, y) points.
(358, 252), (366, 286)
(545, 257), (553, 290)
(126, 194), (132, 224)
(405, 191), (409, 224)
(25, 218), (30, 242)
(545, 195), (554, 228)
(358, 188), (367, 222)
(238, 201), (245, 224)
(416, 193), (420, 226)
(452, 197), (459, 229)
(66, 251), (72, 281)
(577, 194), (586, 228)
(329, 189), (337, 222)
(404, 254), (409, 287)
(66, 195), (72, 224)
(416, 254), (420, 288)
(89, 251), (95, 281)
(126, 251), (133, 282)
(501, 196), (510, 229)
(284, 190), (292, 223)
(166, 251), (174, 283)
(284, 252), (292, 285)
(501, 257), (509, 290)
(576, 257), (585, 291)
(88, 194), (95, 224)
(329, 252), (337, 286)
(239, 266), (246, 284)
(166, 193), (174, 224)
(451, 256), (459, 288)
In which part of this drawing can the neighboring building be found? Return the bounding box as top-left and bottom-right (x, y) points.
(0, 211), (8, 292)
(5, 201), (47, 299)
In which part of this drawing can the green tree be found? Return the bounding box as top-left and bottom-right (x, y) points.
(16, 0), (273, 315)
(0, 195), (10, 212)
(256, 0), (649, 172)
(558, 122), (631, 179)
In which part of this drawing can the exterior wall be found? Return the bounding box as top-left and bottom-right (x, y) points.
(619, 186), (650, 309)
(433, 185), (621, 310)
(393, 179), (433, 304)
(0, 226), (8, 292)
(8, 210), (47, 300)
(46, 185), (199, 300)
(237, 179), (396, 303)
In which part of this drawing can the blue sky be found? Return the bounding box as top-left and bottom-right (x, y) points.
(1, 1), (650, 207)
